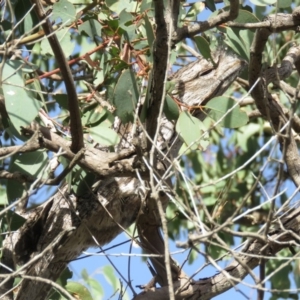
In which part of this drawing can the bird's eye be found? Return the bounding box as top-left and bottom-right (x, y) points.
(200, 69), (213, 76)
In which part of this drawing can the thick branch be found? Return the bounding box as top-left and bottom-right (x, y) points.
(20, 127), (141, 178)
(134, 207), (300, 300)
(30, 0), (84, 153)
(249, 7), (300, 188)
(146, 0), (169, 145)
(172, 0), (239, 45)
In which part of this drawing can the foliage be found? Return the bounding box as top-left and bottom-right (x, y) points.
(1, 0), (300, 299)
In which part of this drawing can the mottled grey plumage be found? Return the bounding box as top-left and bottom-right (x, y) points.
(0, 51), (245, 300)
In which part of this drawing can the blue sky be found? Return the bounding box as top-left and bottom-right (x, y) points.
(4, 0), (299, 299)
(66, 2), (299, 299)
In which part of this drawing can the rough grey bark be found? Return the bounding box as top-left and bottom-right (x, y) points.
(0, 51), (245, 299)
(133, 205), (300, 300)
(2, 3), (300, 299)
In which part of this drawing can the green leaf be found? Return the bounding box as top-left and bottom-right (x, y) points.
(236, 123), (261, 151)
(205, 0), (216, 11)
(81, 269), (89, 281)
(81, 105), (108, 126)
(78, 19), (102, 38)
(119, 10), (133, 27)
(89, 124), (120, 146)
(52, 0), (76, 25)
(0, 210), (26, 232)
(222, 27), (248, 61)
(206, 96), (248, 128)
(221, 9), (258, 61)
(93, 52), (109, 86)
(105, 0), (137, 14)
(54, 94), (69, 110)
(249, 0), (276, 5)
(86, 278), (104, 298)
(184, 2), (205, 21)
(176, 111), (209, 151)
(113, 69), (139, 123)
(140, 69), (153, 123)
(239, 29), (254, 61)
(121, 24), (137, 44)
(63, 162), (95, 196)
(194, 36), (212, 61)
(233, 9), (260, 25)
(2, 61), (43, 134)
(80, 269), (104, 298)
(69, 0), (93, 3)
(164, 95), (179, 121)
(41, 29), (75, 58)
(102, 265), (118, 290)
(15, 0), (39, 36)
(267, 254), (292, 299)
(250, 0), (292, 8)
(56, 267), (73, 287)
(277, 0), (292, 7)
(13, 151), (48, 176)
(7, 151), (48, 203)
(144, 14), (155, 50)
(141, 0), (153, 12)
(0, 186), (8, 206)
(65, 281), (93, 300)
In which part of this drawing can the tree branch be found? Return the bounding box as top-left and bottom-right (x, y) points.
(134, 206), (300, 300)
(172, 0), (239, 45)
(30, 0), (84, 153)
(249, 7), (300, 188)
(146, 0), (169, 145)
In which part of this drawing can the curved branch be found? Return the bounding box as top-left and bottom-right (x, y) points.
(30, 0), (84, 153)
(146, 0), (169, 144)
(249, 7), (300, 188)
(134, 207), (300, 300)
(172, 0), (239, 45)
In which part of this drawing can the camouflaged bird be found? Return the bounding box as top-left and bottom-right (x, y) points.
(0, 51), (245, 300)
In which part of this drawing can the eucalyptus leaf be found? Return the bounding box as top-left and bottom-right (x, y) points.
(81, 269), (89, 281)
(206, 96), (248, 128)
(223, 27), (248, 61)
(3, 61), (43, 133)
(86, 278), (104, 298)
(249, 0), (276, 5)
(176, 111), (209, 151)
(52, 0), (76, 25)
(164, 94), (179, 121)
(15, 0), (38, 35)
(78, 19), (102, 38)
(105, 0), (137, 13)
(102, 265), (118, 290)
(113, 69), (139, 123)
(206, 0), (216, 11)
(56, 267), (73, 288)
(144, 13), (155, 50)
(0, 186), (8, 206)
(65, 281), (93, 300)
(81, 105), (108, 126)
(234, 9), (260, 25)
(185, 2), (205, 21)
(194, 36), (212, 61)
(7, 151), (48, 203)
(0, 210), (26, 232)
(41, 29), (75, 58)
(250, 0), (291, 8)
(89, 124), (120, 146)
(119, 10), (133, 27)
